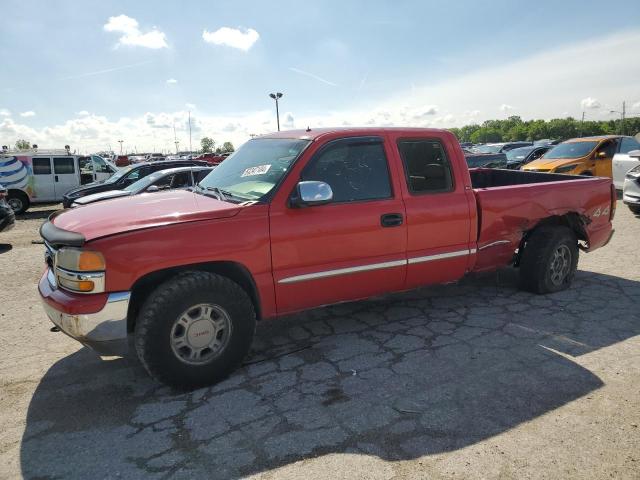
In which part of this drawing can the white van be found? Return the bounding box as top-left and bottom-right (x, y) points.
(0, 149), (118, 213)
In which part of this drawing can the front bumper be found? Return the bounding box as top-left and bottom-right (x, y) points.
(39, 270), (131, 356)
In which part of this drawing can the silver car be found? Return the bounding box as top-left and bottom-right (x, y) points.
(622, 162), (640, 215)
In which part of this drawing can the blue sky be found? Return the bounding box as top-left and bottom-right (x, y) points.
(1, 0), (640, 152)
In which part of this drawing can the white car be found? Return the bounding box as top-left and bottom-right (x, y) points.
(612, 139), (640, 189)
(622, 162), (640, 215)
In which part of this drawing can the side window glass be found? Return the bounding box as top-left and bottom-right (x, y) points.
(620, 137), (640, 154)
(78, 157), (94, 172)
(92, 155), (110, 173)
(171, 172), (190, 188)
(152, 174), (173, 190)
(123, 168), (143, 183)
(195, 170), (211, 182)
(598, 141), (616, 158)
(397, 140), (453, 193)
(33, 158), (52, 175)
(53, 157), (75, 174)
(301, 139), (392, 202)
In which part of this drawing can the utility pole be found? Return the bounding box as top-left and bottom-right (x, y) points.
(579, 111), (585, 137)
(610, 101), (626, 135)
(173, 123), (179, 153)
(269, 92), (283, 131)
(118, 140), (123, 154)
(188, 111), (192, 153)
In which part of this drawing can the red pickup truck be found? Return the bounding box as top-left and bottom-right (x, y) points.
(39, 128), (615, 388)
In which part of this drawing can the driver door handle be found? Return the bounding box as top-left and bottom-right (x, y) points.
(381, 213), (403, 227)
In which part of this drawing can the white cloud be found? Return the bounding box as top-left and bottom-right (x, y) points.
(0, 109), (10, 116)
(413, 105), (438, 119)
(104, 15), (168, 49)
(499, 104), (514, 112)
(166, 78), (178, 85)
(282, 112), (295, 129)
(630, 101), (640, 111)
(581, 97), (601, 109)
(202, 27), (259, 51)
(185, 103), (196, 110)
(20, 111), (36, 117)
(77, 110), (90, 116)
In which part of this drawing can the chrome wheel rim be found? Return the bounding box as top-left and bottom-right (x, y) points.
(549, 245), (571, 286)
(170, 303), (232, 365)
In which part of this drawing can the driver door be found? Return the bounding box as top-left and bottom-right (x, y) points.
(594, 139), (619, 178)
(269, 136), (407, 315)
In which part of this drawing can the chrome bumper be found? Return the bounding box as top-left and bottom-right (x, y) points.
(41, 291), (131, 356)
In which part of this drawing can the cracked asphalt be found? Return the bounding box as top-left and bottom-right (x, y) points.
(1, 203), (639, 479)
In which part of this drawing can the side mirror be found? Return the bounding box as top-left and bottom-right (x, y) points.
(290, 181), (333, 208)
(628, 149), (640, 159)
(146, 185), (160, 192)
(596, 151), (607, 158)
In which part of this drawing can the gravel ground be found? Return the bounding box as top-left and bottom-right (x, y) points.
(0, 202), (638, 479)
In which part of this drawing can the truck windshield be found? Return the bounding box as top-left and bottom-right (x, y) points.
(543, 141), (597, 159)
(197, 138), (310, 201)
(104, 165), (134, 184)
(473, 144), (503, 154)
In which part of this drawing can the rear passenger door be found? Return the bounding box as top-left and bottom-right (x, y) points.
(32, 157), (56, 201)
(52, 157), (79, 198)
(391, 134), (473, 289)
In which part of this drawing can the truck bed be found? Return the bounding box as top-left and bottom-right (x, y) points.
(469, 168), (613, 271)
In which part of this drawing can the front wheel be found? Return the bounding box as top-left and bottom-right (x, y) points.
(628, 205), (640, 215)
(7, 191), (29, 214)
(519, 226), (579, 294)
(135, 271), (256, 389)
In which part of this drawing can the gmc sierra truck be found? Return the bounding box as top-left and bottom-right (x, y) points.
(38, 128), (615, 388)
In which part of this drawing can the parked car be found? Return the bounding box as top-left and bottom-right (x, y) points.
(622, 163), (640, 215)
(38, 127), (615, 388)
(612, 140), (640, 189)
(71, 166), (214, 207)
(505, 145), (553, 169)
(533, 139), (561, 146)
(0, 151), (118, 214)
(195, 152), (226, 165)
(473, 142), (533, 154)
(522, 135), (636, 177)
(115, 155), (130, 167)
(62, 159), (209, 207)
(0, 183), (15, 231)
(464, 152), (507, 169)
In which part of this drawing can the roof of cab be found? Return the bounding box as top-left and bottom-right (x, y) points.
(565, 135), (625, 142)
(258, 127), (450, 141)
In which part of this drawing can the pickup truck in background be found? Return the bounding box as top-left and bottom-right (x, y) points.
(38, 128), (615, 388)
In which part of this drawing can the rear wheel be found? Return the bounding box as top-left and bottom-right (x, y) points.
(135, 271), (256, 389)
(7, 191), (29, 214)
(519, 226), (578, 294)
(628, 205), (640, 215)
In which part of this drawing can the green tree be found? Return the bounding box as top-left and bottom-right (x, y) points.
(200, 137), (215, 153)
(15, 139), (30, 150)
(222, 141), (235, 153)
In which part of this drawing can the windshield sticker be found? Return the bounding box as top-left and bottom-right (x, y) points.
(241, 164), (271, 177)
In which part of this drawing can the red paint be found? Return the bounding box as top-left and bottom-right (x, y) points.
(39, 272), (108, 314)
(44, 128), (614, 319)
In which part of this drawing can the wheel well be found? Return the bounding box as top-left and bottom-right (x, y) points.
(8, 189), (29, 201)
(127, 261), (262, 333)
(514, 213), (587, 266)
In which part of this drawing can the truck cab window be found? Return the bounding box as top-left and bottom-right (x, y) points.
(620, 137), (640, 154)
(302, 140), (392, 202)
(397, 140), (453, 193)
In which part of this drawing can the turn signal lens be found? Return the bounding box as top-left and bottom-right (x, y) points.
(57, 248), (105, 272)
(58, 277), (95, 292)
(78, 251), (105, 271)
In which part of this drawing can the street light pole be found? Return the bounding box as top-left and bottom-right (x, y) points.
(610, 101), (626, 135)
(118, 140), (123, 154)
(269, 92), (283, 131)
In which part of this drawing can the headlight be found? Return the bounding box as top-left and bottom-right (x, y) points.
(554, 164), (579, 174)
(55, 248), (105, 293)
(57, 248), (105, 271)
(626, 164), (640, 179)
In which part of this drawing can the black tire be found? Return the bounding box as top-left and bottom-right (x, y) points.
(135, 271), (256, 389)
(628, 205), (640, 215)
(519, 226), (579, 294)
(7, 191), (29, 214)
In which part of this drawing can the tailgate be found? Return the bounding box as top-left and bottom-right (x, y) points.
(472, 176), (613, 271)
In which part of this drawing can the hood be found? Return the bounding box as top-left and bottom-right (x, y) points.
(53, 190), (242, 241)
(523, 155), (587, 170)
(64, 181), (116, 198)
(73, 189), (131, 205)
